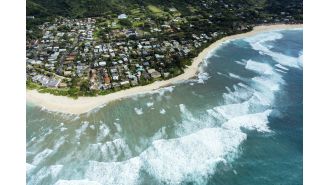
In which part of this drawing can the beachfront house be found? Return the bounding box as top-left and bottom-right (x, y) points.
(148, 69), (162, 79)
(120, 80), (130, 87)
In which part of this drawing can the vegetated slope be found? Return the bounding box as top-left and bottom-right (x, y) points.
(27, 0), (302, 19)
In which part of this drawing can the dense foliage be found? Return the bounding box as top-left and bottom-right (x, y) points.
(27, 0), (302, 20)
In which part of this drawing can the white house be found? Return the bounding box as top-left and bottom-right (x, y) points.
(99, 61), (107, 67)
(118, 14), (128, 19)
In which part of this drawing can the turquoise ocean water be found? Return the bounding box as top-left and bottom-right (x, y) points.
(27, 29), (303, 185)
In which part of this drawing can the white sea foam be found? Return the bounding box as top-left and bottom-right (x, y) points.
(29, 129), (53, 150)
(223, 85), (254, 104)
(298, 51), (303, 68)
(134, 107), (143, 115)
(113, 122), (122, 132)
(245, 31), (283, 45)
(32, 148), (53, 166)
(206, 108), (225, 121)
(49, 165), (63, 178)
(60, 127), (68, 132)
(252, 76), (280, 92)
(197, 72), (210, 84)
(159, 108), (166, 114)
(90, 142), (115, 161)
(175, 104), (220, 137)
(53, 136), (66, 151)
(97, 123), (111, 142)
(225, 86), (232, 92)
(75, 121), (89, 140)
(217, 72), (224, 76)
(275, 69), (287, 73)
(222, 110), (272, 133)
(26, 163), (36, 175)
(27, 137), (37, 148)
(142, 127), (246, 184)
(146, 102), (154, 107)
(72, 115), (80, 121)
(40, 85), (276, 185)
(270, 51), (300, 68)
(228, 73), (244, 80)
(112, 138), (132, 158)
(212, 101), (250, 120)
(245, 32), (300, 68)
(28, 165), (63, 185)
(237, 82), (250, 90)
(234, 60), (246, 66)
(275, 64), (289, 71)
(84, 127), (246, 185)
(54, 179), (102, 185)
(199, 56), (211, 70)
(88, 138), (132, 162)
(155, 86), (175, 96)
(89, 104), (107, 114)
(151, 127), (167, 140)
(131, 86), (178, 100)
(245, 60), (274, 75)
(85, 157), (142, 185)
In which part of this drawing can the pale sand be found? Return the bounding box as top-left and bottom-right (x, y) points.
(26, 24), (303, 114)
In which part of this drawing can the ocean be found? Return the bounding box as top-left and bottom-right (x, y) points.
(26, 29), (303, 185)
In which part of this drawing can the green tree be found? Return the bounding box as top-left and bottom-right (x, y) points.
(80, 80), (90, 92)
(118, 19), (132, 27)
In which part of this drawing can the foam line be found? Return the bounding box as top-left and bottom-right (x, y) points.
(97, 123), (111, 142)
(275, 64), (289, 71)
(75, 121), (89, 141)
(84, 127), (246, 185)
(32, 148), (53, 166)
(146, 102), (154, 107)
(245, 60), (274, 75)
(134, 107), (143, 115)
(245, 32), (300, 68)
(159, 108), (166, 114)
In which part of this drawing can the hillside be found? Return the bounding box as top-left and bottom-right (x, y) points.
(27, 0), (302, 19)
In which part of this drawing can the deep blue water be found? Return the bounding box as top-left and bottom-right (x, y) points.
(207, 29), (303, 185)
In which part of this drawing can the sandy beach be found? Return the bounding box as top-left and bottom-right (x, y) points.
(26, 24), (303, 114)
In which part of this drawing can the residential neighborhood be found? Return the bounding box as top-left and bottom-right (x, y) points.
(26, 0), (302, 97)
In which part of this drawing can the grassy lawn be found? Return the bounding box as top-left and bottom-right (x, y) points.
(147, 5), (162, 14)
(93, 28), (101, 40)
(132, 21), (144, 27)
(110, 19), (122, 29)
(147, 5), (170, 18)
(130, 8), (141, 15)
(172, 12), (181, 17)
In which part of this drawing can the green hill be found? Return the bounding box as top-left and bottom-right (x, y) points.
(27, 0), (302, 19)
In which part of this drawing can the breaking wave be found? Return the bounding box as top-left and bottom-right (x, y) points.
(159, 108), (166, 114)
(244, 31), (302, 69)
(134, 107), (143, 115)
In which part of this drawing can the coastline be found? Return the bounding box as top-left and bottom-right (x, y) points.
(26, 23), (303, 114)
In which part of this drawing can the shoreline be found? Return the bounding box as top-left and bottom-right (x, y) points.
(26, 23), (303, 114)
